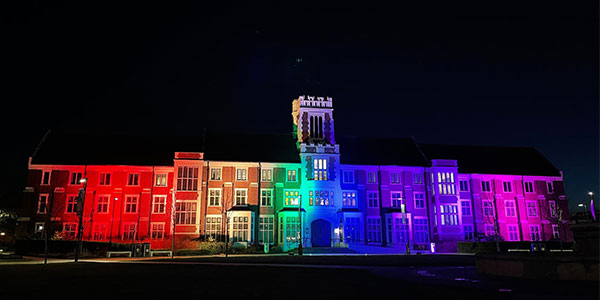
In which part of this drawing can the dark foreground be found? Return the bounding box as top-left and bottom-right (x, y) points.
(0, 255), (597, 300)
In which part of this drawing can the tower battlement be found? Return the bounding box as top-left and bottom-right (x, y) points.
(296, 95), (333, 108)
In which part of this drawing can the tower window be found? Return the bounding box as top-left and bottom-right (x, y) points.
(313, 158), (328, 181)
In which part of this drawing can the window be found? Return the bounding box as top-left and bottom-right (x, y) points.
(205, 216), (222, 239)
(37, 194), (48, 214)
(391, 192), (404, 208)
(549, 201), (557, 218)
(526, 201), (538, 217)
(483, 200), (494, 217)
(344, 217), (361, 243)
(69, 172), (82, 185)
(63, 223), (77, 239)
(367, 217), (381, 243)
(524, 182), (534, 193)
(99, 173), (111, 186)
(552, 224), (560, 239)
(175, 202), (197, 224)
(463, 225), (474, 241)
(96, 196), (109, 213)
(208, 189), (221, 206)
(235, 189), (247, 205)
(503, 181), (512, 193)
(485, 224), (496, 237)
(35, 222), (45, 234)
(122, 223), (136, 240)
(459, 180), (469, 192)
(313, 158), (328, 181)
(284, 190), (300, 206)
(461, 200), (471, 216)
(529, 225), (541, 241)
(392, 217), (409, 244)
(65, 195), (77, 214)
(41, 171), (51, 185)
(92, 223), (106, 241)
(310, 190), (333, 206)
(287, 169), (297, 182)
(152, 196), (166, 214)
(259, 216), (274, 244)
(124, 196), (138, 213)
(261, 169), (272, 182)
(390, 172), (401, 184)
(367, 191), (379, 208)
(413, 173), (423, 185)
(127, 173), (139, 186)
(342, 170), (354, 183)
(342, 191), (357, 207)
(155, 174), (167, 186)
(210, 168), (221, 180)
(151, 223), (164, 239)
(440, 205), (458, 226)
(236, 168), (247, 181)
(481, 181), (491, 192)
(505, 200), (516, 217)
(437, 172), (456, 195)
(414, 192), (425, 209)
(413, 218), (429, 244)
(507, 225), (519, 241)
(261, 189), (273, 206)
(177, 166), (198, 190)
(284, 216), (300, 243)
(367, 171), (377, 184)
(546, 181), (554, 193)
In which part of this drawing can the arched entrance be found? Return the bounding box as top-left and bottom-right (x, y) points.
(311, 219), (331, 247)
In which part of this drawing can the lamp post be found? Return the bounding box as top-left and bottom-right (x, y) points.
(298, 195), (303, 256)
(74, 178), (87, 263)
(401, 203), (410, 255)
(578, 203), (588, 222)
(589, 192), (596, 221)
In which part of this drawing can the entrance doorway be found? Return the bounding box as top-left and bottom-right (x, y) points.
(311, 219), (331, 247)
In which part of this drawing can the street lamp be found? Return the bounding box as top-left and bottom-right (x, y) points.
(589, 192), (596, 221)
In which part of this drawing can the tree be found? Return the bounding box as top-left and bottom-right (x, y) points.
(549, 202), (565, 251)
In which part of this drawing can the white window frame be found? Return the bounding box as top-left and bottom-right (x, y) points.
(284, 189), (300, 206)
(461, 200), (471, 216)
(367, 191), (379, 208)
(124, 195), (139, 214)
(260, 189), (273, 206)
(69, 172), (83, 185)
(65, 194), (77, 214)
(234, 188), (248, 206)
(503, 181), (512, 193)
(122, 223), (137, 240)
(99, 172), (112, 186)
(63, 223), (78, 238)
(413, 173), (423, 185)
(154, 173), (167, 187)
(529, 225), (541, 241)
(414, 192), (425, 209)
(235, 168), (248, 181)
(546, 181), (554, 194)
(261, 168), (273, 182)
(459, 180), (469, 192)
(151, 222), (165, 239)
(96, 195), (110, 214)
(507, 224), (519, 241)
(526, 201), (538, 217)
(259, 215), (275, 245)
(367, 171), (377, 184)
(366, 217), (382, 243)
(152, 195), (167, 214)
(552, 224), (560, 239)
(391, 191), (404, 208)
(481, 180), (491, 192)
(342, 191), (357, 207)
(127, 173), (140, 186)
(205, 215), (222, 239)
(505, 200), (516, 217)
(483, 200), (494, 217)
(208, 188), (222, 207)
(342, 170), (354, 184)
(390, 172), (401, 184)
(440, 205), (459, 226)
(524, 181), (535, 193)
(463, 224), (474, 241)
(92, 223), (107, 241)
(210, 168), (222, 181)
(286, 169), (297, 182)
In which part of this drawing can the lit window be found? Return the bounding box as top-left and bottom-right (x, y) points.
(210, 168), (221, 180)
(413, 173), (423, 184)
(284, 190), (300, 206)
(261, 169), (273, 182)
(342, 191), (357, 207)
(311, 190), (333, 206)
(154, 174), (167, 186)
(175, 202), (197, 225)
(236, 168), (247, 181)
(313, 158), (328, 181)
(287, 169), (297, 182)
(390, 172), (401, 184)
(440, 205), (458, 226)
(367, 171), (377, 184)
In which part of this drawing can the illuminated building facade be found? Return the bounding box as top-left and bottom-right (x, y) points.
(17, 96), (572, 252)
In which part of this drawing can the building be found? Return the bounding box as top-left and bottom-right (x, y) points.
(16, 96), (572, 252)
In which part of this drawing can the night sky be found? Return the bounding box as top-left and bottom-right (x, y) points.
(1, 1), (598, 213)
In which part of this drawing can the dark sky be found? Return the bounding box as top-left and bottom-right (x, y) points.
(1, 1), (598, 213)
